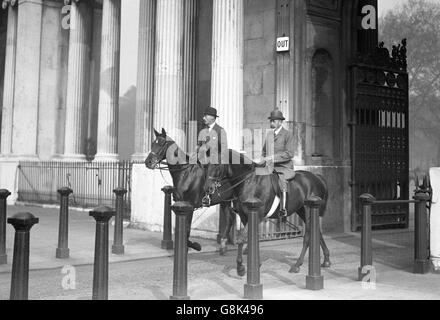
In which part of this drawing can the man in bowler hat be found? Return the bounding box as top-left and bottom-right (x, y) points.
(260, 109), (295, 216)
(197, 107), (228, 164)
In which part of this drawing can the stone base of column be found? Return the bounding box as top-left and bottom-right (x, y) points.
(244, 283), (263, 300)
(414, 259), (431, 274)
(131, 153), (149, 163)
(60, 154), (88, 162)
(306, 275), (324, 290)
(0, 254), (7, 265)
(56, 248), (70, 259)
(112, 244), (125, 255)
(94, 153), (119, 162)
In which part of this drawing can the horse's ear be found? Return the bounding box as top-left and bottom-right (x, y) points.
(161, 128), (166, 136)
(154, 128), (160, 137)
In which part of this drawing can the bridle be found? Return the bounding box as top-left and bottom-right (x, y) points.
(202, 167), (254, 207)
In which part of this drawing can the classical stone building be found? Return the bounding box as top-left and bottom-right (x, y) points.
(0, 0), (382, 234)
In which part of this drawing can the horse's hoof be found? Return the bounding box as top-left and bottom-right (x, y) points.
(237, 265), (246, 277)
(219, 246), (227, 256)
(188, 241), (202, 252)
(289, 265), (301, 273)
(321, 261), (331, 268)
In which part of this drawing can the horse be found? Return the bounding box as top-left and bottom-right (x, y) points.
(203, 149), (331, 276)
(144, 128), (235, 253)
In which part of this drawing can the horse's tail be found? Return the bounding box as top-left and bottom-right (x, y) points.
(315, 173), (329, 216)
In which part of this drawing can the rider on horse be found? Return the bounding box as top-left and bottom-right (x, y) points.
(195, 107), (228, 165)
(259, 109), (295, 217)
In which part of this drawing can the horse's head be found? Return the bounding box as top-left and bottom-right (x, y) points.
(145, 128), (173, 169)
(202, 164), (232, 207)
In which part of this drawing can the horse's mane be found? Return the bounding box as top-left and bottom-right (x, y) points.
(165, 136), (203, 166)
(227, 149), (256, 166)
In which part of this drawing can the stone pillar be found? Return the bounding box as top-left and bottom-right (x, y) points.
(12, 0), (43, 158)
(95, 0), (121, 162)
(211, 0), (244, 151)
(183, 0), (197, 150)
(153, 0), (185, 149)
(63, 0), (92, 161)
(1, 0), (18, 157)
(132, 0), (156, 161)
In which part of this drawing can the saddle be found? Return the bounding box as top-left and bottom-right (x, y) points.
(270, 171), (295, 198)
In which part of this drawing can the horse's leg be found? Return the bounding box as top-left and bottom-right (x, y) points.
(186, 212), (201, 252)
(219, 203), (233, 256)
(289, 208), (309, 273)
(320, 224), (331, 268)
(236, 223), (248, 276)
(236, 224), (247, 277)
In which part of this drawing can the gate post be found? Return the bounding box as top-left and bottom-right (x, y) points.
(243, 199), (263, 299)
(305, 196), (325, 290)
(90, 206), (115, 300)
(0, 189), (11, 265)
(413, 191), (430, 274)
(56, 187), (73, 259)
(358, 194), (375, 281)
(161, 186), (174, 250)
(170, 202), (193, 300)
(8, 212), (39, 300)
(112, 187), (127, 255)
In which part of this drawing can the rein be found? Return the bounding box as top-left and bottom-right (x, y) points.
(208, 168), (255, 201)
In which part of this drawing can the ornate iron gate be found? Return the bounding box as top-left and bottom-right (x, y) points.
(350, 40), (410, 231)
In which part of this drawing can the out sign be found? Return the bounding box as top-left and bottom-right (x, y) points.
(276, 37), (289, 52)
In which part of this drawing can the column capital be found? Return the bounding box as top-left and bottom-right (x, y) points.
(2, 0), (17, 9)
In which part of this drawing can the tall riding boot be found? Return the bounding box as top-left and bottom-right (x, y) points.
(280, 191), (288, 221)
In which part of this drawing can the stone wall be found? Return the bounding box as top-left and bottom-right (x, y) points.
(243, 0), (276, 132)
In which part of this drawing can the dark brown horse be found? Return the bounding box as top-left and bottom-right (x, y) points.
(144, 128), (235, 252)
(203, 149), (331, 276)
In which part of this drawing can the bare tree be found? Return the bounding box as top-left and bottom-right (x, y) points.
(380, 0), (440, 174)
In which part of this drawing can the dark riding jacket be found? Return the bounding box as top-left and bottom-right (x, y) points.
(197, 123), (228, 164)
(262, 127), (295, 190)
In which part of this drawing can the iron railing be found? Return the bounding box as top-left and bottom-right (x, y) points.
(17, 161), (142, 219)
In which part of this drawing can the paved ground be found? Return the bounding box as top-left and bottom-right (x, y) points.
(0, 204), (439, 300)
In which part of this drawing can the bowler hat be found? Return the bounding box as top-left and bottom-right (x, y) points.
(204, 107), (219, 118)
(268, 109), (285, 121)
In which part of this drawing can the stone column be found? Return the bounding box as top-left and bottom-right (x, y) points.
(183, 0), (197, 151)
(95, 0), (121, 162)
(63, 0), (92, 161)
(132, 0), (156, 161)
(1, 0), (18, 157)
(211, 0), (244, 151)
(12, 0), (43, 158)
(153, 0), (185, 149)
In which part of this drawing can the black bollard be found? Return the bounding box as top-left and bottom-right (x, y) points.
(358, 194), (375, 281)
(161, 186), (174, 250)
(170, 202), (193, 300)
(56, 187), (73, 259)
(305, 196), (325, 290)
(8, 212), (39, 300)
(413, 191), (430, 274)
(90, 206), (115, 300)
(243, 199), (263, 300)
(0, 189), (11, 265)
(112, 187), (127, 255)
